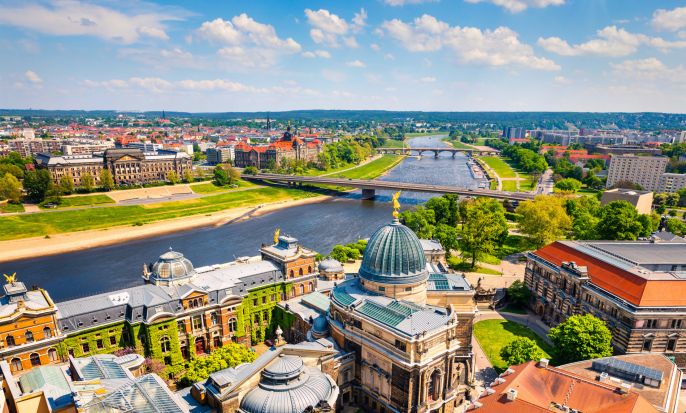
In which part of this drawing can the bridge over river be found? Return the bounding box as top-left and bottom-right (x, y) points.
(246, 173), (534, 201)
(376, 147), (499, 157)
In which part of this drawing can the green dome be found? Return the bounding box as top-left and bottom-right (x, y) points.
(359, 220), (428, 285)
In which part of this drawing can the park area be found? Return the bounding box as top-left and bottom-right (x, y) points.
(473, 319), (553, 372)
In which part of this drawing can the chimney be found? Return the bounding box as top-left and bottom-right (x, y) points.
(598, 372), (609, 382)
(506, 388), (518, 401)
(538, 358), (549, 368)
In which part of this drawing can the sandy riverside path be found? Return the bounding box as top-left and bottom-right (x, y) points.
(0, 194), (332, 263)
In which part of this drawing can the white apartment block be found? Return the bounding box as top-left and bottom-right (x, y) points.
(658, 173), (686, 193)
(606, 155), (669, 191)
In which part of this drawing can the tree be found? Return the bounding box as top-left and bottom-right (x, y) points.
(459, 198), (508, 268)
(666, 218), (686, 236)
(596, 201), (650, 240)
(583, 171), (604, 190)
(548, 314), (612, 363)
(667, 192), (680, 207)
(183, 169), (193, 183)
(100, 169), (115, 191)
(167, 170), (179, 185)
(80, 173), (95, 192)
(213, 165), (229, 186)
(330, 245), (350, 263)
(23, 169), (53, 202)
(565, 196), (600, 240)
(244, 166), (258, 175)
(611, 180), (643, 190)
(500, 337), (544, 366)
(399, 206), (436, 239)
(434, 223), (459, 255)
(0, 173), (22, 203)
(516, 195), (571, 247)
(507, 280), (530, 308)
(59, 174), (74, 195)
(228, 166), (241, 184)
(177, 343), (257, 388)
(554, 178), (582, 193)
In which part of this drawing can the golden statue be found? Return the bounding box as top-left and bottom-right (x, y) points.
(3, 273), (17, 284)
(274, 228), (281, 244)
(392, 191), (402, 219)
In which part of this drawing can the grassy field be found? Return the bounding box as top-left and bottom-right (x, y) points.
(333, 155), (403, 180)
(479, 156), (517, 178)
(382, 139), (406, 148)
(0, 186), (315, 241)
(0, 203), (24, 213)
(474, 319), (554, 372)
(42, 194), (115, 209)
(191, 180), (256, 194)
(404, 132), (445, 138)
(443, 138), (475, 150)
(501, 180), (518, 192)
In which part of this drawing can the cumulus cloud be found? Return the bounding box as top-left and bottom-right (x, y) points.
(305, 8), (362, 47)
(420, 76), (437, 82)
(610, 58), (686, 83)
(384, 0), (438, 6)
(0, 1), (179, 44)
(553, 75), (570, 84)
(381, 14), (559, 70)
(465, 0), (565, 13)
(83, 77), (323, 95)
(346, 60), (366, 68)
(24, 70), (42, 84)
(652, 6), (686, 32)
(302, 50), (331, 58)
(538, 26), (686, 57)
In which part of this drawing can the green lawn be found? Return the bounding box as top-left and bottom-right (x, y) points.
(0, 203), (24, 213)
(191, 180), (256, 194)
(443, 138), (475, 150)
(496, 235), (537, 258)
(382, 139), (406, 148)
(447, 256), (503, 275)
(478, 156), (517, 178)
(474, 319), (554, 372)
(334, 155), (403, 180)
(43, 194), (115, 209)
(0, 186), (315, 241)
(501, 180), (518, 192)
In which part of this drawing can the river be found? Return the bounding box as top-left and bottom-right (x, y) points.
(3, 135), (487, 301)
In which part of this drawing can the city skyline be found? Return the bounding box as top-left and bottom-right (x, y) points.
(1, 0), (686, 113)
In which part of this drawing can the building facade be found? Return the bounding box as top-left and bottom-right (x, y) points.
(600, 188), (654, 214)
(525, 240), (686, 366)
(34, 153), (104, 186)
(233, 126), (322, 169)
(658, 173), (686, 193)
(606, 154), (669, 191)
(206, 147), (235, 165)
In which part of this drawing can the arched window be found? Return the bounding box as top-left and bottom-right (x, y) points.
(10, 358), (22, 372)
(299, 284), (305, 295)
(30, 353), (41, 366)
(308, 282), (314, 292)
(160, 336), (171, 353)
(210, 312), (218, 326)
(6, 335), (15, 347)
(48, 348), (58, 362)
(289, 270), (294, 278)
(25, 331), (34, 343)
(308, 266), (312, 274)
(43, 327), (52, 339)
(299, 268), (303, 276)
(229, 318), (237, 332)
(428, 370), (441, 401)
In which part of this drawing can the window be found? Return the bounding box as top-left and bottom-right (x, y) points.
(299, 268), (304, 276)
(96, 339), (103, 349)
(289, 270), (294, 278)
(308, 266), (312, 274)
(48, 348), (58, 362)
(6, 335), (15, 347)
(379, 286), (385, 292)
(645, 319), (658, 329)
(229, 318), (237, 332)
(160, 336), (171, 353)
(254, 314), (260, 324)
(308, 282), (313, 292)
(394, 339), (406, 351)
(642, 338), (653, 352)
(43, 327), (52, 339)
(253, 299), (258, 306)
(30, 353), (41, 366)
(405, 287), (412, 292)
(671, 319), (682, 329)
(82, 343), (90, 353)
(192, 316), (203, 331)
(177, 320), (186, 333)
(262, 296), (266, 305)
(271, 294), (276, 302)
(25, 331), (34, 343)
(667, 338), (678, 352)
(11, 358), (22, 372)
(110, 336), (117, 345)
(211, 312), (219, 326)
(299, 284), (304, 295)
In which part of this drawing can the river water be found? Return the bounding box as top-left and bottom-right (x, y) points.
(4, 135), (486, 301)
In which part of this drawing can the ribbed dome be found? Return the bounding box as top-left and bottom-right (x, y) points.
(319, 258), (343, 273)
(359, 220), (428, 285)
(149, 249), (195, 285)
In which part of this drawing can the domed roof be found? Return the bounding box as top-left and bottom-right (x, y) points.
(311, 314), (329, 334)
(319, 258), (343, 273)
(359, 220), (428, 285)
(240, 355), (338, 413)
(149, 249), (195, 285)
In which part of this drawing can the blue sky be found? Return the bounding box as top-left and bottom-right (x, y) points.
(1, 0), (686, 113)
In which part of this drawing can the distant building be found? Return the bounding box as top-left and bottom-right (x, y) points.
(594, 144), (663, 156)
(473, 359), (660, 412)
(233, 126), (322, 169)
(658, 173), (686, 193)
(123, 141), (163, 152)
(526, 240), (686, 366)
(207, 147), (235, 165)
(62, 141), (113, 155)
(502, 127), (525, 140)
(35, 153), (104, 186)
(601, 188), (654, 214)
(8, 138), (62, 157)
(606, 154), (669, 191)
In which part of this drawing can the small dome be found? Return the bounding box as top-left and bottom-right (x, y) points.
(150, 249), (195, 284)
(262, 355), (303, 381)
(359, 220), (428, 285)
(319, 258), (343, 273)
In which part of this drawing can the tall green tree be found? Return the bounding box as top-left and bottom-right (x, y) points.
(554, 178), (582, 193)
(507, 280), (530, 308)
(80, 173), (95, 192)
(516, 195), (571, 247)
(100, 169), (115, 191)
(0, 173), (22, 203)
(596, 201), (651, 240)
(548, 314), (612, 363)
(565, 196), (601, 240)
(399, 206), (436, 239)
(23, 169), (53, 202)
(167, 170), (179, 185)
(183, 169), (193, 184)
(59, 174), (74, 195)
(500, 337), (544, 366)
(213, 165), (229, 186)
(459, 198), (508, 268)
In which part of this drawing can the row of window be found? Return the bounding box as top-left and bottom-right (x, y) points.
(5, 327), (52, 347)
(10, 349), (59, 372)
(643, 337), (679, 352)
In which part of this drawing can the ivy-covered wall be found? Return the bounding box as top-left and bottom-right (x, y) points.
(235, 282), (293, 344)
(58, 322), (129, 358)
(143, 319), (185, 374)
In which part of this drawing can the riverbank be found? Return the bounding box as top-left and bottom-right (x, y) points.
(0, 194), (335, 263)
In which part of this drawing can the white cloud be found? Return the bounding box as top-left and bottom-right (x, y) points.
(24, 70), (42, 84)
(321, 70), (347, 82)
(382, 14), (559, 70)
(0, 1), (179, 44)
(465, 0), (565, 13)
(538, 26), (686, 57)
(553, 75), (570, 84)
(197, 18), (241, 44)
(384, 0), (438, 6)
(610, 57), (686, 84)
(302, 50), (331, 58)
(420, 76), (437, 82)
(305, 9), (359, 48)
(83, 77), (322, 95)
(346, 60), (366, 68)
(370, 43), (381, 51)
(652, 7), (686, 32)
